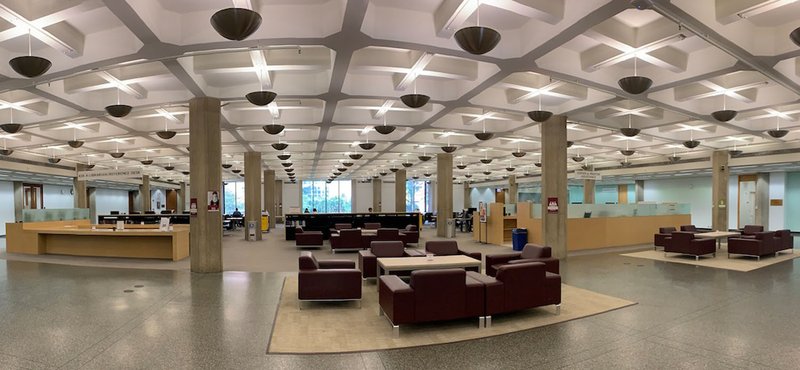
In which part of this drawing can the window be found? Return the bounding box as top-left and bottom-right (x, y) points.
(301, 180), (352, 212)
(406, 180), (426, 212)
(223, 182), (245, 214)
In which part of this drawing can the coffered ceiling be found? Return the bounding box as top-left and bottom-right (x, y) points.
(1, 0), (800, 185)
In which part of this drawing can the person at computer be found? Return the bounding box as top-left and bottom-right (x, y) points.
(303, 208), (310, 213)
(231, 208), (242, 217)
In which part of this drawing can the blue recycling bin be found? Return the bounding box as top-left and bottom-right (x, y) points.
(511, 228), (528, 251)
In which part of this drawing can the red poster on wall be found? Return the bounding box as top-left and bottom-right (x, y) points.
(190, 198), (198, 216)
(547, 197), (559, 214)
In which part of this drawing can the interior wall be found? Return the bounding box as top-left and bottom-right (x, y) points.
(785, 172), (800, 231)
(727, 175), (738, 229)
(150, 188), (166, 211)
(0, 181), (15, 236)
(282, 182), (300, 213)
(595, 185), (618, 204)
(769, 172), (785, 230)
(470, 187), (495, 208)
(42, 184), (74, 209)
(94, 188), (129, 223)
(452, 183), (465, 211)
(354, 182), (372, 212)
(644, 176), (712, 228)
(381, 181), (395, 212)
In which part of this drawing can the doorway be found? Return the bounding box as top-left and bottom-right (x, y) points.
(738, 175), (757, 228)
(23, 184), (43, 209)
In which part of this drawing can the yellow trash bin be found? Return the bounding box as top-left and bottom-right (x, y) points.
(261, 215), (269, 232)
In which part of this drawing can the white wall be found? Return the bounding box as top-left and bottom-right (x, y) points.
(0, 181), (15, 236)
(94, 188), (129, 222)
(282, 182), (300, 213)
(643, 176), (712, 228)
(769, 172), (785, 230)
(453, 183), (465, 211)
(470, 187), (495, 208)
(381, 181), (395, 212)
(354, 182), (372, 212)
(43, 184), (74, 209)
(150, 188), (166, 211)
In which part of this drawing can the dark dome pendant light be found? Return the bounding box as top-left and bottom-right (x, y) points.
(277, 154), (291, 161)
(711, 93), (737, 122)
(9, 30), (51, 78)
(474, 120), (493, 140)
(620, 115), (640, 137)
(105, 88), (133, 118)
(0, 138), (12, 156)
(1, 108), (22, 134)
(400, 80), (429, 108)
(210, 7), (262, 41)
(156, 118), (176, 139)
(374, 116), (396, 135)
(527, 93), (553, 123)
(246, 65), (277, 106)
(618, 56), (652, 95)
(263, 124), (285, 135)
(453, 1), (500, 55)
(512, 143), (526, 158)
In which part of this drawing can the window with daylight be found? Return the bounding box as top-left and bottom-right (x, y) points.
(406, 180), (427, 212)
(301, 180), (352, 213)
(223, 182), (245, 214)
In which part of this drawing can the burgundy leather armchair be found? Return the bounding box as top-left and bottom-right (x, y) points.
(680, 225), (699, 234)
(739, 225), (764, 239)
(728, 231), (776, 260)
(654, 227), (676, 250)
(330, 229), (363, 253)
(665, 231), (715, 260)
(399, 225), (419, 246)
(467, 261), (561, 326)
(425, 240), (481, 270)
(378, 269), (484, 335)
(375, 228), (402, 242)
(358, 241), (424, 279)
(485, 243), (559, 277)
(363, 222), (381, 230)
(295, 227), (323, 246)
(298, 251), (361, 304)
(329, 223), (352, 235)
(774, 229), (794, 254)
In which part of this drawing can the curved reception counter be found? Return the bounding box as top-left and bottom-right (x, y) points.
(475, 202), (691, 251)
(5, 220), (189, 261)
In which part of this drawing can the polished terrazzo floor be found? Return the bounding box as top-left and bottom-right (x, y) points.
(0, 228), (798, 369)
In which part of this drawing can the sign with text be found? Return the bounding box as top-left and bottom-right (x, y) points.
(547, 197), (559, 214)
(478, 202), (487, 223)
(77, 169), (142, 180)
(573, 170), (602, 180)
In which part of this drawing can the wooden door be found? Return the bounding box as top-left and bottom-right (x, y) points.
(23, 184), (43, 209)
(618, 185), (628, 204)
(166, 189), (177, 212)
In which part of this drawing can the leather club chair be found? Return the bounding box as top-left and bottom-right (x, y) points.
(739, 225), (765, 239)
(329, 223), (352, 235)
(664, 231), (715, 260)
(378, 268), (484, 335)
(679, 225), (699, 234)
(363, 222), (381, 230)
(485, 243), (559, 277)
(728, 231), (777, 260)
(774, 229), (794, 254)
(330, 229), (363, 253)
(467, 261), (561, 327)
(399, 225), (419, 246)
(425, 240), (481, 271)
(298, 251), (361, 304)
(654, 227), (676, 250)
(375, 228), (401, 242)
(358, 241), (424, 279)
(295, 227), (323, 247)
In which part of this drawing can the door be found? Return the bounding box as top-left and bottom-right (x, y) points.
(738, 175), (757, 228)
(618, 185), (628, 204)
(23, 184), (43, 209)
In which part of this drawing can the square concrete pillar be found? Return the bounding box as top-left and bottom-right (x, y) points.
(275, 179), (283, 218)
(583, 179), (595, 204)
(711, 151), (729, 231)
(178, 182), (187, 213)
(88, 187), (97, 222)
(436, 153), (453, 237)
(74, 164), (89, 209)
(139, 175), (150, 212)
(541, 115), (568, 259)
(464, 181), (471, 209)
(263, 169), (276, 229)
(244, 152), (262, 240)
(395, 170), (406, 212)
(508, 175), (517, 204)
(635, 180), (644, 203)
(189, 97), (223, 273)
(13, 181), (23, 222)
(372, 179), (381, 211)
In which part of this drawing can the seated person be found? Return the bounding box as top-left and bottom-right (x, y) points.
(304, 208), (310, 213)
(231, 208), (242, 217)
(368, 207), (373, 212)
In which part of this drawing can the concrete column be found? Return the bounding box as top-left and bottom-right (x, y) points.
(755, 173), (770, 227)
(275, 179), (283, 218)
(395, 169), (406, 212)
(13, 181), (23, 222)
(189, 97), (223, 273)
(464, 182), (471, 209)
(298, 180), (304, 209)
(583, 179), (595, 204)
(635, 180), (644, 203)
(372, 179), (381, 211)
(244, 152), (262, 240)
(541, 115), (568, 259)
(74, 164), (89, 208)
(508, 175), (518, 204)
(263, 169), (276, 230)
(436, 154), (453, 237)
(178, 182), (186, 213)
(139, 175), (150, 212)
(88, 187), (97, 223)
(351, 179), (358, 212)
(711, 150), (729, 232)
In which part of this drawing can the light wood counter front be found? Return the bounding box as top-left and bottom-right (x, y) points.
(5, 221), (189, 261)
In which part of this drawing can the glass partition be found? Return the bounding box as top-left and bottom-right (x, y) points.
(567, 203), (690, 218)
(23, 208), (90, 222)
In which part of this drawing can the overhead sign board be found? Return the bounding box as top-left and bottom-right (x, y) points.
(77, 169), (142, 180)
(573, 170), (602, 180)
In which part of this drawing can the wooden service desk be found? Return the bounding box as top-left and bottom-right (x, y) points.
(5, 220), (189, 261)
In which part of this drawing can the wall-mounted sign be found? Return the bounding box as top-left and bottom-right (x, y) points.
(77, 169), (142, 180)
(770, 199), (783, 206)
(547, 197), (559, 214)
(190, 198), (198, 215)
(478, 202), (487, 223)
(208, 191), (220, 211)
(573, 170), (602, 180)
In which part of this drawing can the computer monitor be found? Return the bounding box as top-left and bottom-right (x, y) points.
(583, 211), (592, 218)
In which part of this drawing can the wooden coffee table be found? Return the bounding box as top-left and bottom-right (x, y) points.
(696, 231), (740, 249)
(376, 255), (482, 289)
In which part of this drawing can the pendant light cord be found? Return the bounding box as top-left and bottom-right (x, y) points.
(27, 28), (32, 56)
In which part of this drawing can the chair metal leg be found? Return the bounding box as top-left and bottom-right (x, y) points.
(479, 316), (485, 329)
(556, 304), (561, 315)
(485, 316), (492, 328)
(757, 256), (761, 261)
(695, 255), (699, 261)
(298, 300), (303, 310)
(392, 325), (400, 337)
